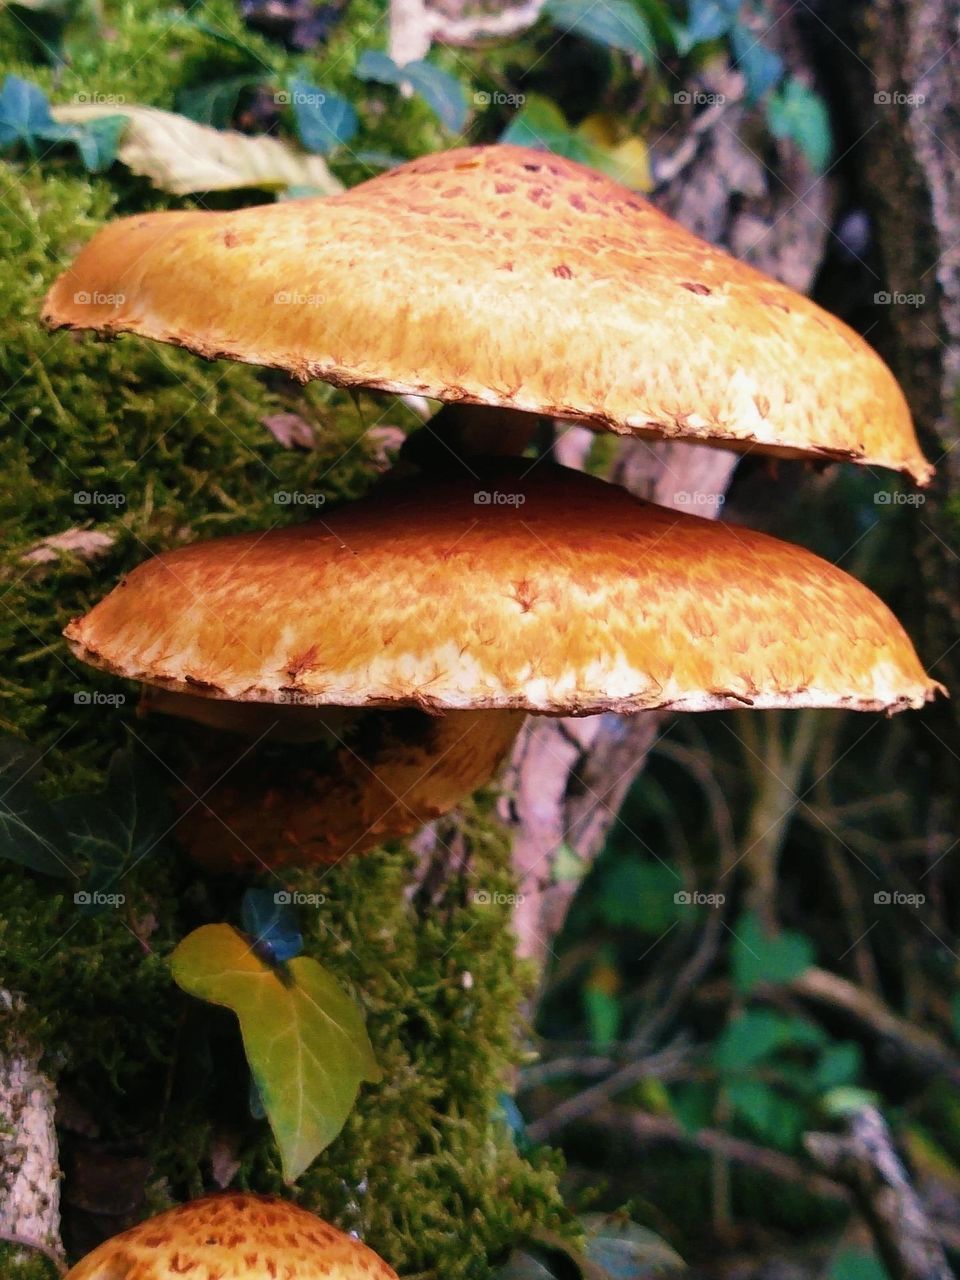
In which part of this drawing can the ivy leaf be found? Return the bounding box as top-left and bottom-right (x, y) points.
(171, 924), (381, 1182)
(767, 77), (833, 173)
(51, 102), (342, 195)
(241, 887), (303, 963)
(288, 76), (358, 155)
(544, 0), (654, 60)
(355, 52), (467, 132)
(675, 0), (735, 55)
(714, 1009), (825, 1073)
(581, 1214), (685, 1279)
(0, 738), (74, 877)
(730, 910), (814, 994)
(178, 75), (264, 128)
(0, 74), (52, 146)
(727, 1077), (805, 1147)
(730, 22), (783, 102)
(401, 62), (467, 132)
(57, 746), (172, 871)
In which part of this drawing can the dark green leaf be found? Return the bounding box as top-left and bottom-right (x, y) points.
(581, 1215), (684, 1279)
(544, 0), (654, 59)
(402, 61), (468, 132)
(767, 77), (833, 173)
(814, 1042), (863, 1091)
(675, 0), (734, 55)
(354, 50), (401, 85)
(727, 1078), (804, 1147)
(827, 1248), (889, 1280)
(714, 1009), (825, 1073)
(0, 74), (53, 147)
(178, 76), (262, 127)
(0, 739), (74, 877)
(595, 858), (682, 932)
(289, 77), (357, 155)
(730, 23), (783, 102)
(730, 910), (814, 994)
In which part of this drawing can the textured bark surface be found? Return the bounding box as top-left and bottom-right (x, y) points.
(855, 0), (960, 729)
(0, 998), (62, 1260)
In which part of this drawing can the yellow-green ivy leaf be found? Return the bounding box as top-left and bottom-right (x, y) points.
(170, 924), (380, 1182)
(51, 103), (342, 196)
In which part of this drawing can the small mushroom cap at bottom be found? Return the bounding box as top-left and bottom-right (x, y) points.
(65, 1192), (399, 1280)
(64, 461), (942, 717)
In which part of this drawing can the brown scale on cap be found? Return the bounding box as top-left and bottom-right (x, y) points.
(64, 462), (942, 720)
(42, 144), (931, 484)
(64, 1192), (399, 1279)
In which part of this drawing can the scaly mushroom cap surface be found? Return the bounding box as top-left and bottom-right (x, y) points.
(64, 1192), (398, 1280)
(64, 462), (940, 716)
(41, 144), (931, 483)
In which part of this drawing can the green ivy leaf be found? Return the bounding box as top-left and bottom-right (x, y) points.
(675, 0), (734, 55)
(767, 76), (833, 173)
(726, 1077), (805, 1147)
(401, 62), (467, 132)
(730, 910), (814, 994)
(289, 76), (358, 155)
(355, 52), (468, 132)
(714, 1009), (824, 1073)
(827, 1247), (889, 1280)
(595, 858), (681, 932)
(544, 0), (654, 60)
(0, 738), (74, 877)
(730, 22), (783, 102)
(581, 1214), (685, 1279)
(171, 924), (381, 1182)
(178, 75), (264, 128)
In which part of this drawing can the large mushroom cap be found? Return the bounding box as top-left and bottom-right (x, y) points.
(65, 461), (941, 716)
(65, 1192), (398, 1280)
(42, 144), (931, 484)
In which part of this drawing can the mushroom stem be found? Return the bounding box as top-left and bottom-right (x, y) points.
(144, 695), (525, 872)
(399, 402), (546, 466)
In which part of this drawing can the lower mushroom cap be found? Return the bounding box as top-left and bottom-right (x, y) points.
(151, 696), (524, 871)
(64, 461), (941, 717)
(64, 1192), (398, 1280)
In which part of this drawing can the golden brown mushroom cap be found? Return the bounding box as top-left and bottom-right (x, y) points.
(64, 1193), (398, 1280)
(41, 144), (931, 483)
(64, 462), (941, 716)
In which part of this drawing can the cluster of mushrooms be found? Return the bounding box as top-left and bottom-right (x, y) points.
(45, 144), (940, 881)
(49, 142), (941, 1277)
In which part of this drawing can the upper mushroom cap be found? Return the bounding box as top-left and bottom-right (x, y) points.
(41, 144), (931, 484)
(64, 461), (941, 716)
(64, 1192), (398, 1280)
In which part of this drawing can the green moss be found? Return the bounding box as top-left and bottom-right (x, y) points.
(0, 3), (569, 1272)
(0, 1243), (59, 1280)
